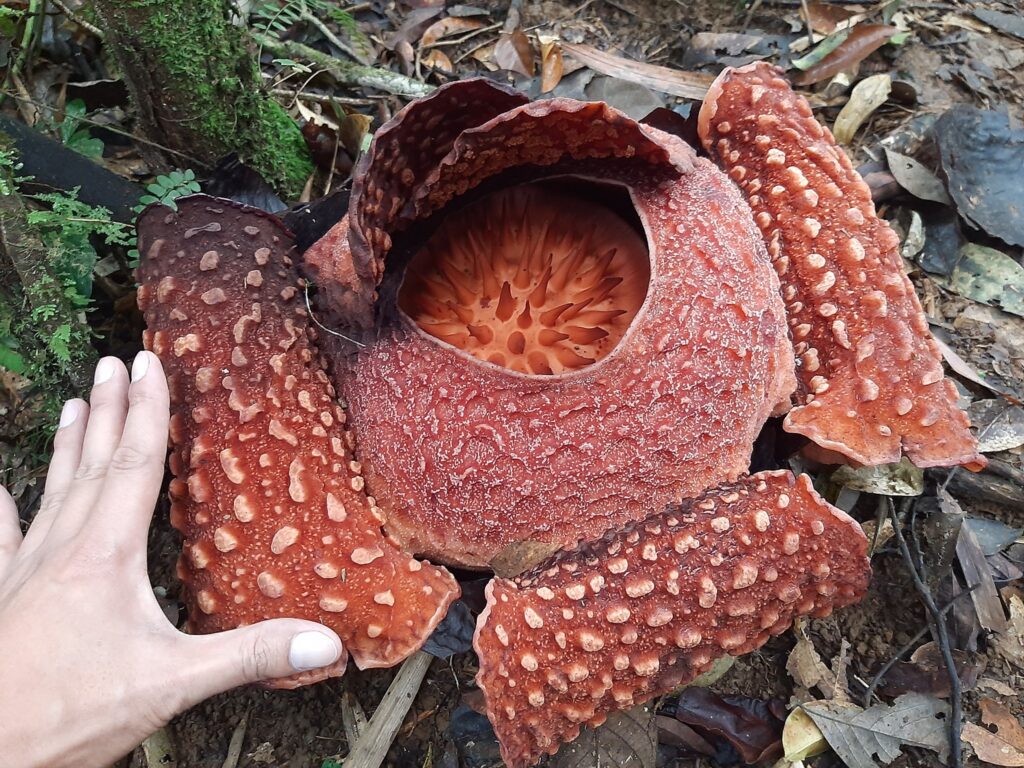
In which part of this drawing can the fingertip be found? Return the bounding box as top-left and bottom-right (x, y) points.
(57, 399), (85, 430)
(288, 628), (344, 672)
(92, 356), (125, 387)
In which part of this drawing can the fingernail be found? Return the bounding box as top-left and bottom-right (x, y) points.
(131, 351), (150, 382)
(58, 400), (79, 429)
(288, 631), (341, 671)
(93, 358), (116, 385)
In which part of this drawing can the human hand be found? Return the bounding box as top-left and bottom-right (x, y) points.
(0, 352), (345, 768)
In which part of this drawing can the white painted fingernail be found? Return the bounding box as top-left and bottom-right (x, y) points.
(93, 358), (116, 385)
(131, 351), (150, 382)
(58, 400), (79, 429)
(288, 631), (341, 671)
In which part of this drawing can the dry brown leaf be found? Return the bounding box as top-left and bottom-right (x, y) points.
(561, 43), (713, 99)
(494, 29), (535, 76)
(787, 622), (832, 696)
(802, 1), (859, 34)
(420, 16), (485, 47)
(793, 25), (898, 86)
(963, 699), (1024, 767)
(422, 49), (454, 73)
(995, 593), (1024, 670)
(540, 38), (564, 93)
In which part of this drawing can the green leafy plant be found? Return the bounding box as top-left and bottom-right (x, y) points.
(135, 169), (202, 212)
(58, 99), (105, 159)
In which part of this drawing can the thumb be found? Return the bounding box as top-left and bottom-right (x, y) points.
(174, 620), (346, 706)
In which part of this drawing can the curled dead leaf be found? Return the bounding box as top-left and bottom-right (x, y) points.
(833, 74), (891, 144)
(420, 16), (484, 47)
(793, 25), (899, 86)
(494, 29), (535, 76)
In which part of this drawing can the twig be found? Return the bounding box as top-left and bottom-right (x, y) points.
(253, 32), (434, 99)
(888, 497), (963, 768)
(267, 85), (377, 106)
(862, 586), (976, 707)
(220, 710), (249, 768)
(342, 651), (433, 767)
(49, 0), (105, 38)
(300, 4), (372, 65)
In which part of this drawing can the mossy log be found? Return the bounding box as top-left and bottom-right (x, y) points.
(92, 0), (313, 199)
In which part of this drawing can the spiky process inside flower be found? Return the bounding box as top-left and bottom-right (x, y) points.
(399, 185), (650, 375)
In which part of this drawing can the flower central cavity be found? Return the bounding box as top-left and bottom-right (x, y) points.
(399, 184), (650, 375)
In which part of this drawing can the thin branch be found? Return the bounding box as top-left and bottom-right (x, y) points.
(888, 497), (963, 768)
(253, 32), (434, 99)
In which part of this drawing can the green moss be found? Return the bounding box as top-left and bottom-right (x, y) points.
(99, 0), (313, 198)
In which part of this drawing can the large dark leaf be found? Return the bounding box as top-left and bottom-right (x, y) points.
(673, 688), (786, 763)
(936, 106), (1024, 247)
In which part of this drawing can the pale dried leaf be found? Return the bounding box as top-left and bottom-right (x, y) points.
(561, 42), (713, 99)
(802, 693), (950, 768)
(783, 707), (830, 762)
(950, 244), (1024, 318)
(884, 148), (953, 205)
(552, 704), (656, 768)
(831, 457), (924, 496)
(963, 699), (1024, 767)
(494, 29), (535, 76)
(787, 622), (831, 694)
(995, 594), (1024, 670)
(420, 16), (485, 47)
(834, 74), (892, 144)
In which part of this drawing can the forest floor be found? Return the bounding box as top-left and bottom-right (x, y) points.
(2, 0), (1023, 767)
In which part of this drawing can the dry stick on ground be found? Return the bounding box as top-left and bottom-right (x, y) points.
(253, 33), (434, 99)
(862, 586), (976, 707)
(343, 651), (433, 767)
(887, 497), (964, 768)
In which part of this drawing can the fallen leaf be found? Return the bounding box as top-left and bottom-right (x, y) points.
(494, 29), (535, 76)
(657, 715), (716, 755)
(833, 73), (891, 144)
(419, 16), (484, 47)
(802, 1), (859, 34)
(936, 106), (1024, 247)
(561, 43), (713, 100)
(553, 705), (656, 768)
(792, 27), (852, 70)
(793, 25), (899, 86)
(422, 49), (454, 72)
(787, 621), (833, 698)
(539, 37), (564, 93)
(958, 520), (1009, 633)
(831, 458), (923, 496)
(783, 707), (829, 762)
(950, 244), (1024, 318)
(674, 689), (786, 763)
(802, 693), (950, 767)
(977, 678), (1017, 697)
(932, 335), (1022, 405)
(973, 9), (1024, 41)
(963, 699), (1024, 767)
(584, 76), (664, 120)
(964, 514), (1024, 555)
(884, 148), (953, 205)
(968, 400), (1024, 454)
(995, 594), (1024, 670)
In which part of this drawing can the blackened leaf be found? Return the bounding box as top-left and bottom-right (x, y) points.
(448, 703), (502, 768)
(283, 184), (351, 252)
(421, 599), (476, 657)
(974, 9), (1024, 41)
(936, 106), (1024, 247)
(552, 704), (657, 768)
(674, 688), (785, 763)
(204, 154), (285, 213)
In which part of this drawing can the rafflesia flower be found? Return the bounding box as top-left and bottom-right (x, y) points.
(136, 64), (983, 767)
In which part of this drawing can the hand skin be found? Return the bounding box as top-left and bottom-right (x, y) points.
(0, 353), (345, 768)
